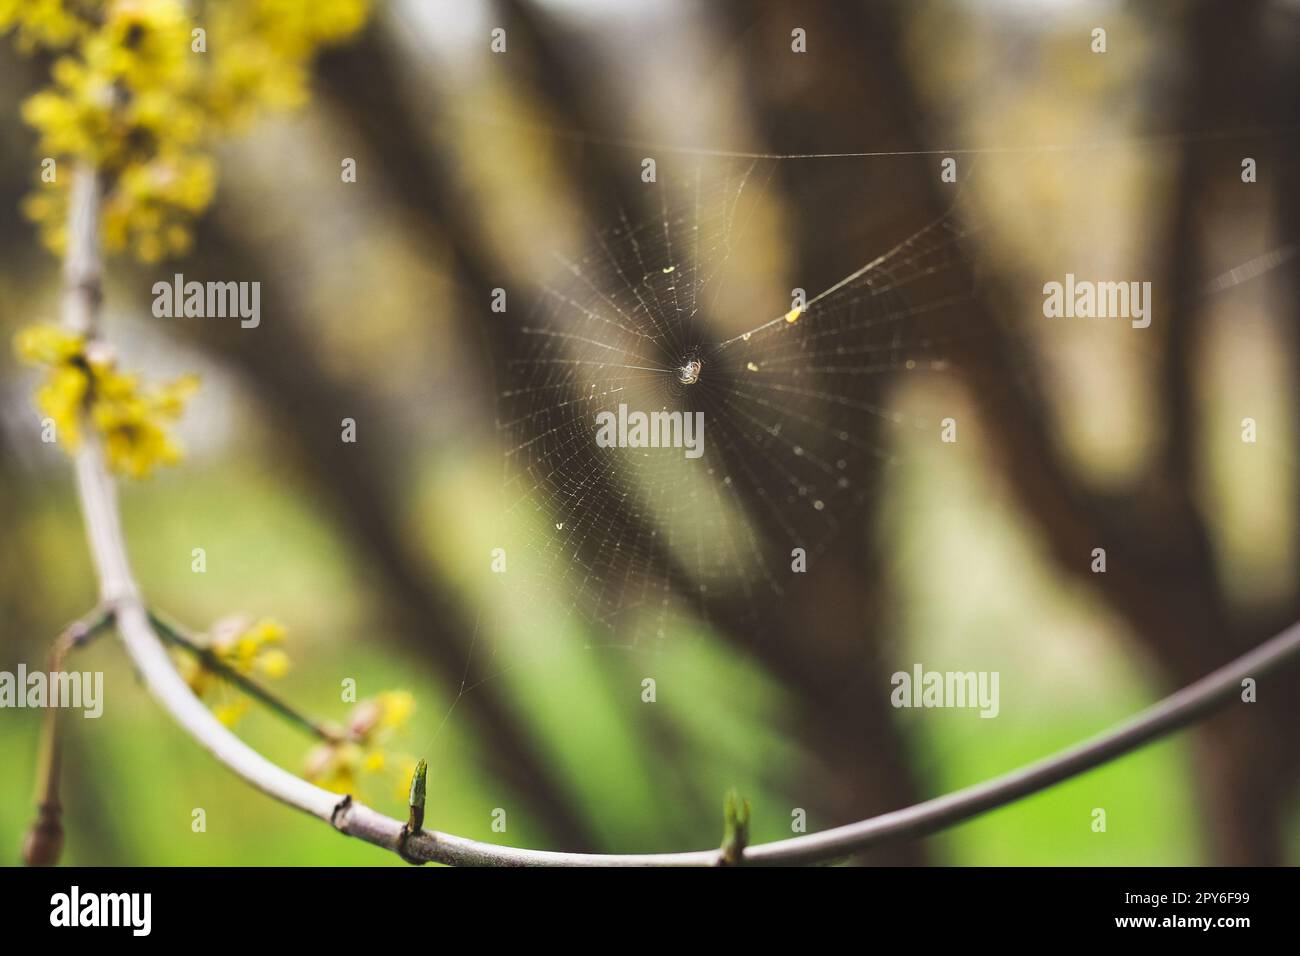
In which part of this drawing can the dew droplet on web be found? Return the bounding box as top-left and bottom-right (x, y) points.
(662, 265), (676, 274)
(813, 500), (825, 511)
(746, 361), (759, 372)
(785, 307), (802, 324)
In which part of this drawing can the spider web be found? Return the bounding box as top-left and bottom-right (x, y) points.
(421, 130), (1295, 785)
(496, 155), (980, 643)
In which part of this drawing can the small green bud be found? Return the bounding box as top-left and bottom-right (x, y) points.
(407, 758), (427, 834)
(720, 788), (750, 866)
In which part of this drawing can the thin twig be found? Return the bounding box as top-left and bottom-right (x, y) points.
(22, 605), (115, 866)
(147, 609), (343, 743)
(54, 161), (1300, 866)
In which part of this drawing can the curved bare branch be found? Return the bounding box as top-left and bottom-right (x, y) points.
(57, 163), (1300, 867)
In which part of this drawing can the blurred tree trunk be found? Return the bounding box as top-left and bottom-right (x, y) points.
(507, 1), (932, 861)
(836, 0), (1300, 863)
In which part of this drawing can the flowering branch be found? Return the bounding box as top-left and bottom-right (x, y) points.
(147, 609), (343, 744)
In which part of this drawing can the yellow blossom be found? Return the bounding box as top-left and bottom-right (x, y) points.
(213, 699), (250, 728)
(0, 0), (90, 51)
(5, 0), (373, 260)
(14, 324), (84, 364)
(14, 323), (197, 477)
(35, 365), (90, 447)
(258, 648), (290, 679)
(305, 691), (417, 803)
(176, 616), (293, 726)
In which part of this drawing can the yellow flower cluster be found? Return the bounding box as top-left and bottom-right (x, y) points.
(0, 0), (88, 51)
(14, 323), (198, 477)
(204, 0), (373, 126)
(305, 691), (418, 801)
(3, 0), (372, 261)
(178, 616), (292, 727)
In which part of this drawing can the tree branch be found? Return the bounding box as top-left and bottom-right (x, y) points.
(54, 163), (1300, 867)
(147, 609), (343, 744)
(22, 605), (115, 866)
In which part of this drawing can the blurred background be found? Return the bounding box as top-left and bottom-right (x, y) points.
(2, 0), (1299, 865)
